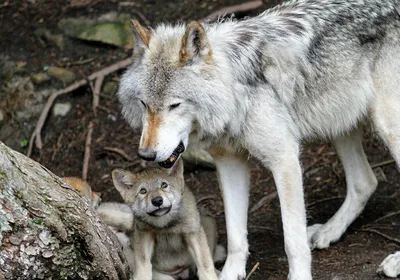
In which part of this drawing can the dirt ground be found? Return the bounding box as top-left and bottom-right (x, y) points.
(1, 1), (399, 279)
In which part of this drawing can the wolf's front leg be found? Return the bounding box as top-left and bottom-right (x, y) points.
(131, 230), (154, 280)
(185, 228), (219, 280)
(269, 154), (312, 280)
(213, 154), (250, 280)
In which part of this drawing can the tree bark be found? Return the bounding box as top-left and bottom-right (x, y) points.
(0, 141), (131, 280)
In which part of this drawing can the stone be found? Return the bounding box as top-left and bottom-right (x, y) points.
(103, 81), (118, 95)
(34, 28), (65, 50)
(47, 67), (75, 84)
(53, 103), (72, 117)
(58, 13), (132, 48)
(31, 72), (50, 85)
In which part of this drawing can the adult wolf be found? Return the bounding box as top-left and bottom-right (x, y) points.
(117, 0), (400, 279)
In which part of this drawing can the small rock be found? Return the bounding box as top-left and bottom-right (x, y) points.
(58, 13), (132, 48)
(103, 81), (118, 95)
(34, 28), (64, 50)
(373, 167), (388, 182)
(47, 66), (75, 84)
(31, 72), (50, 85)
(0, 109), (4, 122)
(53, 102), (72, 117)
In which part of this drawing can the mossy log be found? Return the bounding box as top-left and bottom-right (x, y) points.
(0, 141), (130, 280)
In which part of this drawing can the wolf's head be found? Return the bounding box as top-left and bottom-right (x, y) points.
(118, 20), (237, 168)
(112, 159), (185, 228)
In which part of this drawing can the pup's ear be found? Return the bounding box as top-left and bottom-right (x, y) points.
(179, 21), (212, 65)
(130, 19), (151, 56)
(112, 169), (137, 200)
(167, 159), (184, 185)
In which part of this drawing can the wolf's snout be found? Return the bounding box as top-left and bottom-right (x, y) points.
(138, 148), (157, 161)
(151, 196), (163, 207)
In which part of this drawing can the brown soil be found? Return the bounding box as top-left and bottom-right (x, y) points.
(1, 1), (399, 279)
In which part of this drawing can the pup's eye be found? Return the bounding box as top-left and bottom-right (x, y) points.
(140, 100), (147, 108)
(161, 182), (168, 189)
(169, 103), (180, 110)
(139, 188), (147, 194)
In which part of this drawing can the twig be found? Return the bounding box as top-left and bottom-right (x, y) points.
(250, 191), (278, 213)
(118, 4), (150, 25)
(371, 210), (400, 225)
(82, 121), (95, 181)
(201, 0), (263, 22)
(359, 228), (400, 245)
(103, 147), (134, 161)
(27, 57), (132, 157)
(370, 159), (396, 169)
(69, 57), (94, 66)
(196, 195), (219, 204)
(245, 262), (260, 280)
(307, 196), (344, 208)
(92, 74), (104, 115)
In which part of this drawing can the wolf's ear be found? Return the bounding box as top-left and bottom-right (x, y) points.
(112, 169), (137, 200)
(130, 19), (151, 56)
(179, 21), (212, 65)
(167, 159), (184, 185)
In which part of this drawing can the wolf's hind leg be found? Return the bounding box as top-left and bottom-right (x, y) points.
(307, 127), (378, 249)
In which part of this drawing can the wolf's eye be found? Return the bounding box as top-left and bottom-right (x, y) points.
(161, 182), (168, 189)
(169, 103), (180, 110)
(140, 100), (147, 108)
(139, 188), (147, 194)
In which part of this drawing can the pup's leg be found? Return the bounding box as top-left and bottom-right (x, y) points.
(131, 230), (154, 280)
(308, 127), (378, 249)
(213, 154), (250, 280)
(377, 252), (400, 278)
(269, 153), (312, 280)
(184, 227), (219, 280)
(97, 202), (134, 232)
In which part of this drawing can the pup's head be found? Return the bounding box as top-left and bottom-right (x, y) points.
(112, 159), (185, 228)
(118, 20), (233, 168)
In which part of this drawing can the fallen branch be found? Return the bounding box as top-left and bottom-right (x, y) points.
(82, 121), (95, 181)
(245, 262), (260, 280)
(103, 146), (135, 162)
(250, 191), (278, 213)
(359, 228), (400, 245)
(371, 159), (396, 169)
(200, 0), (263, 22)
(27, 57), (133, 157)
(306, 196), (344, 208)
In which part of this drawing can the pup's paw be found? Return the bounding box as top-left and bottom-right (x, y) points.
(377, 252), (400, 278)
(307, 223), (339, 250)
(219, 253), (246, 280)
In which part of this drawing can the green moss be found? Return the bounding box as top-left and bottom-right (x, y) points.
(30, 218), (44, 226)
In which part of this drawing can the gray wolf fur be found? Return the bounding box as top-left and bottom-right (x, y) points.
(105, 160), (225, 280)
(117, 0), (400, 279)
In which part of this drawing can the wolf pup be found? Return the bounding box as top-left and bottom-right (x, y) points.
(117, 0), (400, 279)
(110, 159), (224, 280)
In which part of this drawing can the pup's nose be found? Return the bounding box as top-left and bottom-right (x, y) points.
(138, 148), (157, 161)
(151, 196), (163, 207)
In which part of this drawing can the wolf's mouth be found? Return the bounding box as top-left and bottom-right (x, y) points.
(158, 142), (185, 168)
(148, 206), (172, 217)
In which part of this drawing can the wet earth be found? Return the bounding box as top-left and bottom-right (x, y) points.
(1, 0), (399, 279)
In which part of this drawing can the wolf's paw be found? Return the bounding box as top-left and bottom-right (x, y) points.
(219, 253), (246, 280)
(307, 223), (339, 250)
(377, 252), (400, 278)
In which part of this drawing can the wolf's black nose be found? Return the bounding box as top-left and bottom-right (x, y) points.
(138, 148), (157, 161)
(151, 196), (163, 207)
